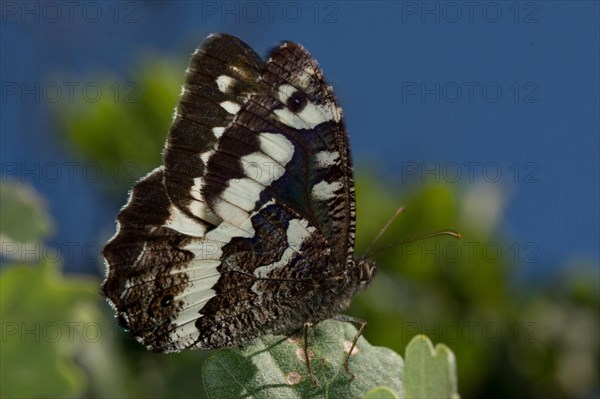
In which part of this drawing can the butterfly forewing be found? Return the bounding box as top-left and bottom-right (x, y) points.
(164, 34), (263, 224)
(205, 41), (356, 264)
(103, 34), (363, 353)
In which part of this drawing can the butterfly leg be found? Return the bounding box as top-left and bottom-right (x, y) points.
(303, 322), (320, 387)
(333, 314), (367, 380)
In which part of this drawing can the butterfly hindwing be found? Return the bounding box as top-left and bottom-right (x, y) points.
(192, 199), (333, 348)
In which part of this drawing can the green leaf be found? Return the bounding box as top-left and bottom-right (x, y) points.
(202, 319), (403, 399)
(404, 335), (459, 399)
(364, 386), (401, 398)
(0, 262), (98, 398)
(0, 181), (53, 250)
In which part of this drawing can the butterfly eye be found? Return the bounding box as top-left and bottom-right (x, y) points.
(287, 90), (308, 112)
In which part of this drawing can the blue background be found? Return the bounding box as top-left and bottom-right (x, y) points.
(1, 1), (598, 277)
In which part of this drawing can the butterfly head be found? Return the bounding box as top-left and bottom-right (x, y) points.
(355, 256), (377, 290)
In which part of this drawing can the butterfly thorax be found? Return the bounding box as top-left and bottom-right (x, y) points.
(302, 256), (376, 324)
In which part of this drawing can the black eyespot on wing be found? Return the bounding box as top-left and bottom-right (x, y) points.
(287, 90), (308, 112)
(117, 313), (130, 329)
(161, 295), (174, 307)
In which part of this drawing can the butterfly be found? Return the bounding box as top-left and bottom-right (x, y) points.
(102, 33), (376, 386)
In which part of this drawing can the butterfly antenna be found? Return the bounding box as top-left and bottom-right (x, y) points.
(364, 206), (406, 255)
(367, 230), (461, 258)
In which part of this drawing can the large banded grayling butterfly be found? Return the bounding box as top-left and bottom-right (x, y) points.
(102, 33), (376, 385)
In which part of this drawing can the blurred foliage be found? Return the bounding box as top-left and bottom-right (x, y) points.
(0, 261), (96, 398)
(352, 175), (599, 399)
(354, 177), (495, 392)
(53, 56), (183, 194)
(0, 181), (53, 250)
(2, 56), (598, 399)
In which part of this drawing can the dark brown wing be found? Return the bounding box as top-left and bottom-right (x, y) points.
(102, 35), (357, 352)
